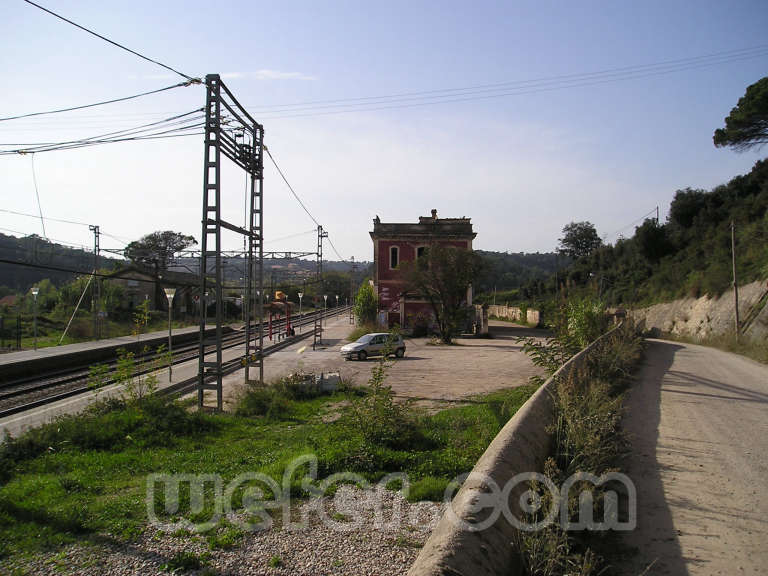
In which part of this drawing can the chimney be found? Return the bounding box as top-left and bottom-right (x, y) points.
(431, 209), (437, 220)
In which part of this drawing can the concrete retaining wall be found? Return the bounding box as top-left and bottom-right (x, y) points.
(408, 323), (622, 576)
(487, 305), (541, 327)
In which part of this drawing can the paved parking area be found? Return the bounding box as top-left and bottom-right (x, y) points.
(224, 317), (547, 408)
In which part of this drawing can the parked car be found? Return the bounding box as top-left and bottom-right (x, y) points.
(340, 332), (406, 361)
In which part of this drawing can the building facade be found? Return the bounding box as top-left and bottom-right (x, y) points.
(369, 209), (476, 328)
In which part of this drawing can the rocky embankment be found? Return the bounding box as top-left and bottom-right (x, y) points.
(632, 279), (768, 340)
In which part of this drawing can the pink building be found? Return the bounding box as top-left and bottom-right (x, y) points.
(370, 209), (476, 328)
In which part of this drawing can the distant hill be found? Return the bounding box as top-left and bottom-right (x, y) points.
(474, 250), (561, 294)
(0, 233), (123, 292)
(0, 233), (372, 295)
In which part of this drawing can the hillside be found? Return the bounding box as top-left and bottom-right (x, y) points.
(566, 159), (768, 305)
(0, 234), (123, 293)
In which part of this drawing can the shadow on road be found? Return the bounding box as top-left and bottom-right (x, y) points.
(620, 340), (690, 576)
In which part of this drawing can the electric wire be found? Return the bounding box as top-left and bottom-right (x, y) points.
(0, 81), (196, 122)
(30, 154), (47, 239)
(0, 208), (91, 226)
(0, 109), (204, 155)
(22, 0), (198, 82)
(264, 146), (320, 228)
(248, 44), (768, 112)
(264, 147), (347, 261)
(604, 208), (660, 241)
(0, 227), (89, 250)
(264, 229), (317, 245)
(252, 47), (768, 119)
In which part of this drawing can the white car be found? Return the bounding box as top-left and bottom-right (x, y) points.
(340, 333), (406, 361)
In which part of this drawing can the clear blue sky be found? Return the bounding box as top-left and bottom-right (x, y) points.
(1, 0), (767, 262)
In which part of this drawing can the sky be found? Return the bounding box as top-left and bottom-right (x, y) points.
(1, 0), (767, 263)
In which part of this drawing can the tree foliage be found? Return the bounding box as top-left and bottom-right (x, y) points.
(401, 244), (482, 344)
(353, 282), (377, 325)
(558, 221), (602, 260)
(713, 76), (768, 152)
(124, 231), (197, 273)
(555, 159), (768, 305)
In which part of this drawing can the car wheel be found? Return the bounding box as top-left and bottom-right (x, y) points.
(395, 348), (405, 358)
(358, 350), (367, 361)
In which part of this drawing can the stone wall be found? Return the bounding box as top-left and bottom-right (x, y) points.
(487, 304), (541, 327)
(632, 279), (768, 341)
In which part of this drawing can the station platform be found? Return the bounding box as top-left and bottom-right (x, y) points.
(0, 324), (237, 383)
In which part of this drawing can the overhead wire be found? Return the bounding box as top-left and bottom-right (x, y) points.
(264, 147), (347, 261)
(264, 146), (320, 227)
(249, 46), (768, 119)
(0, 109), (205, 155)
(604, 208), (660, 241)
(248, 45), (768, 112)
(22, 0), (199, 82)
(30, 154), (47, 239)
(0, 81), (197, 122)
(0, 208), (91, 226)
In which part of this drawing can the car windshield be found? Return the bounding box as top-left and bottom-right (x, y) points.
(356, 334), (375, 344)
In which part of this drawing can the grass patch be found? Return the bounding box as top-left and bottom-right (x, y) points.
(0, 368), (535, 561)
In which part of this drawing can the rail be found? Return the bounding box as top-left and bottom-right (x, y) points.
(0, 306), (350, 418)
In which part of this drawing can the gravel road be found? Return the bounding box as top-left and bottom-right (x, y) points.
(620, 339), (768, 576)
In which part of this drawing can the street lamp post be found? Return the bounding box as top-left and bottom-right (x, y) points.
(30, 286), (39, 350)
(335, 294), (339, 311)
(297, 292), (303, 333)
(163, 287), (176, 381)
(322, 294), (328, 339)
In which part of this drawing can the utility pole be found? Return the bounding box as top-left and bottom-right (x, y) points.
(656, 205), (659, 225)
(349, 256), (357, 324)
(731, 220), (740, 339)
(89, 225), (100, 340)
(314, 225), (327, 349)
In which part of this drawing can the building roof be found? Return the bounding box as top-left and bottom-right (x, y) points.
(0, 295), (18, 308)
(369, 209), (476, 240)
(107, 265), (199, 287)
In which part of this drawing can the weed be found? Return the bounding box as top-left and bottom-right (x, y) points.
(268, 555), (283, 568)
(161, 550), (208, 572)
(206, 521), (243, 550)
(395, 534), (423, 548)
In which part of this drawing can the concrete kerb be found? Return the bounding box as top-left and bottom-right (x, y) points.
(408, 322), (624, 576)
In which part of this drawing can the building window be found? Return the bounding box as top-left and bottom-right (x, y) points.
(416, 246), (426, 259)
(390, 246), (399, 269)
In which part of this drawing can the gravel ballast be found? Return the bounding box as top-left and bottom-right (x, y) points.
(1, 486), (444, 576)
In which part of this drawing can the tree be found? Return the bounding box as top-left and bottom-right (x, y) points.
(401, 244), (482, 344)
(634, 219), (673, 263)
(124, 231), (197, 274)
(713, 76), (768, 151)
(558, 221), (602, 260)
(353, 282), (377, 325)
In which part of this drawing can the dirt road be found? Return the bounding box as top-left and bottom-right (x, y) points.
(621, 339), (768, 575)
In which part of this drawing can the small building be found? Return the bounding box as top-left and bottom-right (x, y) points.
(370, 209), (476, 328)
(107, 266), (197, 317)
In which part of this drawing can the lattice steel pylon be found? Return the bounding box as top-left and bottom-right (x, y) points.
(313, 225), (327, 349)
(198, 74), (264, 410)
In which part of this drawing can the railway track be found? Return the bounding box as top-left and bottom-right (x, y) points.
(0, 307), (350, 418)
